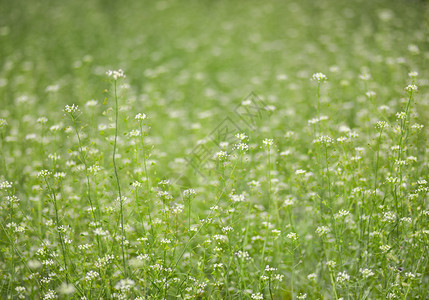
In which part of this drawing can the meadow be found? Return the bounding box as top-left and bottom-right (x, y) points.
(0, 0), (428, 299)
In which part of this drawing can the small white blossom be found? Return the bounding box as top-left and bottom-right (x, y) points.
(312, 72), (327, 82)
(106, 69), (126, 80)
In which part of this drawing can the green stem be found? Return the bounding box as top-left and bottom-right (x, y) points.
(113, 80), (127, 276)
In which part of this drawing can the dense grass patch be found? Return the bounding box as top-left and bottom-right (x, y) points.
(1, 0), (428, 299)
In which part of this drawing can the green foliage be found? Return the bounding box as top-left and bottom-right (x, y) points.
(0, 0), (428, 299)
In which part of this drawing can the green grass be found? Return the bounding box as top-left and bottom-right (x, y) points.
(0, 0), (428, 299)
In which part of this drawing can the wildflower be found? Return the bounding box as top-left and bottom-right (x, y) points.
(262, 138), (274, 147)
(295, 169), (307, 175)
(286, 232), (298, 241)
(235, 133), (248, 141)
(405, 84), (418, 92)
(0, 181), (12, 189)
(135, 113), (147, 120)
(366, 91), (376, 98)
(251, 293), (264, 300)
(297, 294), (308, 300)
(85, 99), (98, 107)
(360, 268), (375, 278)
(316, 226), (330, 237)
(229, 192), (245, 202)
(375, 121), (388, 130)
(37, 117), (48, 124)
(106, 69), (126, 80)
(84, 270), (99, 282)
(15, 286), (26, 299)
(326, 260), (336, 268)
(284, 197), (294, 207)
(160, 238), (171, 244)
(234, 142), (249, 152)
(64, 104), (80, 114)
(411, 123), (424, 130)
(408, 71), (418, 78)
(58, 283), (75, 295)
(265, 265), (277, 272)
(396, 112), (406, 120)
(359, 73), (371, 81)
(408, 44), (419, 54)
(307, 273), (317, 280)
(312, 72), (327, 82)
(50, 124), (62, 132)
(222, 226), (234, 233)
(334, 209), (350, 219)
(336, 271), (350, 284)
(379, 244), (391, 253)
(88, 164), (102, 174)
(0, 118), (8, 128)
(183, 188), (196, 198)
(37, 170), (52, 178)
(313, 135), (334, 145)
(128, 129), (141, 137)
(235, 251), (251, 260)
(115, 279), (135, 291)
(215, 151), (229, 161)
(156, 190), (173, 201)
(272, 229), (281, 238)
(43, 289), (57, 300)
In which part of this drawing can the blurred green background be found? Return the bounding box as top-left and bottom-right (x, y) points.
(0, 0), (428, 162)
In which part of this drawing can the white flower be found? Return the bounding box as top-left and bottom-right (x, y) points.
(235, 133), (248, 141)
(405, 84), (418, 92)
(106, 69), (126, 80)
(359, 73), (371, 81)
(312, 73), (327, 82)
(396, 112), (406, 120)
(375, 121), (388, 130)
(0, 118), (8, 128)
(37, 170), (52, 178)
(379, 244), (391, 253)
(251, 292), (264, 300)
(234, 142), (249, 152)
(334, 209), (350, 219)
(215, 151), (229, 161)
(262, 138), (274, 147)
(64, 104), (80, 114)
(360, 268), (375, 278)
(313, 135), (334, 145)
(316, 226), (330, 237)
(43, 289), (57, 300)
(408, 71), (418, 78)
(365, 91), (376, 98)
(135, 113), (147, 120)
(183, 188), (196, 198)
(37, 117), (48, 124)
(0, 181), (12, 189)
(408, 44), (420, 54)
(221, 226), (234, 233)
(336, 271), (350, 284)
(85, 99), (98, 107)
(326, 260), (336, 268)
(84, 270), (99, 282)
(115, 279), (135, 291)
(58, 283), (75, 295)
(286, 232), (298, 241)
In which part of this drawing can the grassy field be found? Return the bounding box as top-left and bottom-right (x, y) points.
(1, 0), (429, 299)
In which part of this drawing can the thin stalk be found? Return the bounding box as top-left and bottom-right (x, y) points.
(113, 80), (127, 276)
(138, 121), (150, 193)
(44, 177), (69, 283)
